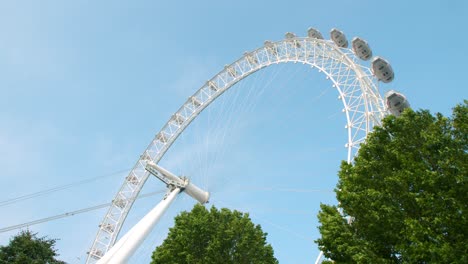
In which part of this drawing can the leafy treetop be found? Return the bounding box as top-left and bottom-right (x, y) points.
(151, 204), (278, 264)
(317, 101), (467, 263)
(0, 230), (65, 264)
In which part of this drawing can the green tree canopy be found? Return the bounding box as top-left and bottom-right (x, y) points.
(317, 101), (467, 263)
(151, 204), (278, 264)
(0, 230), (65, 264)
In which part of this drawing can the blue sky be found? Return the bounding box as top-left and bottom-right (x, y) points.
(0, 0), (467, 263)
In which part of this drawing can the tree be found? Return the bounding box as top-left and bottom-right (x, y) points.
(316, 101), (467, 263)
(151, 204), (278, 264)
(0, 230), (65, 264)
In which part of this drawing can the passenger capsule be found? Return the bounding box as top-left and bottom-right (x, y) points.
(285, 32), (300, 47)
(264, 40), (278, 55)
(307, 27), (323, 39)
(244, 51), (258, 65)
(352, 37), (372, 61)
(285, 32), (297, 39)
(330, 28), (348, 48)
(224, 65), (238, 78)
(385, 90), (410, 116)
(371, 56), (394, 83)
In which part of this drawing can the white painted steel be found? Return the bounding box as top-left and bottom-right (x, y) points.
(146, 161), (185, 186)
(385, 90), (410, 116)
(352, 37), (372, 61)
(330, 28), (348, 48)
(87, 35), (387, 263)
(184, 181), (210, 204)
(315, 251), (325, 264)
(371, 56), (394, 83)
(147, 162), (210, 204)
(96, 188), (180, 264)
(307, 27), (324, 39)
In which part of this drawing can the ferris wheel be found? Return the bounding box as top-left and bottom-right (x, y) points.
(86, 27), (409, 263)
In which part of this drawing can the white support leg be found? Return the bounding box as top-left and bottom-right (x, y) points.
(315, 251), (324, 264)
(97, 188), (181, 264)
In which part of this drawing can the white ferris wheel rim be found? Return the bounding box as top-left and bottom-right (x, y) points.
(86, 36), (387, 263)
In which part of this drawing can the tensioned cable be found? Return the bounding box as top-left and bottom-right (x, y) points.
(204, 64), (313, 191)
(210, 187), (334, 195)
(0, 168), (131, 207)
(235, 187), (334, 193)
(0, 189), (165, 233)
(204, 63), (295, 191)
(214, 199), (315, 243)
(0, 185), (329, 234)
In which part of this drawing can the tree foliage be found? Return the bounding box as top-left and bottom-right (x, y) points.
(317, 101), (468, 263)
(151, 204), (278, 264)
(0, 230), (65, 264)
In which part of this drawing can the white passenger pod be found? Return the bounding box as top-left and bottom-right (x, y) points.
(285, 32), (297, 39)
(171, 113), (185, 125)
(352, 37), (372, 60)
(371, 56), (394, 83)
(264, 41), (278, 55)
(307, 27), (323, 39)
(126, 174), (139, 185)
(385, 90), (410, 116)
(156, 132), (168, 143)
(285, 32), (300, 47)
(89, 249), (104, 260)
(244, 51), (258, 65)
(113, 198), (127, 209)
(330, 28), (348, 48)
(206, 80), (218, 92)
(224, 65), (238, 78)
(101, 223), (115, 233)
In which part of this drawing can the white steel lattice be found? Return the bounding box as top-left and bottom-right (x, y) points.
(86, 37), (386, 263)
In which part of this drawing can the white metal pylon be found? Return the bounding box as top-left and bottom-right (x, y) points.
(96, 164), (209, 263)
